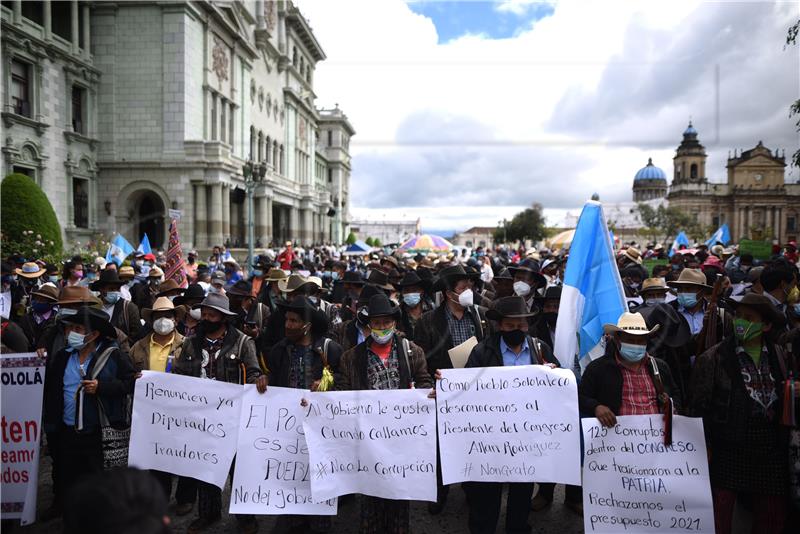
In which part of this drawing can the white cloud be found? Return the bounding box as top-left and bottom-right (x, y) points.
(297, 0), (798, 232)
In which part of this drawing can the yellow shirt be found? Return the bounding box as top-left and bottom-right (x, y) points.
(148, 334), (175, 372)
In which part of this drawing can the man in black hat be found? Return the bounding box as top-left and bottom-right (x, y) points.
(509, 259), (547, 311)
(333, 285), (381, 354)
(397, 270), (430, 339)
(18, 283), (59, 350)
(227, 280), (269, 339)
(43, 307), (134, 516)
(172, 293), (265, 534)
(488, 267), (514, 301)
(337, 270), (366, 322)
(414, 264), (490, 514)
(689, 293), (794, 534)
(461, 296), (559, 531)
(91, 269), (141, 344)
(337, 293), (432, 532)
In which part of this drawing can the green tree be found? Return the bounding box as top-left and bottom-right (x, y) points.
(345, 232), (357, 245)
(1, 173), (63, 258)
(365, 237), (375, 247)
(493, 203), (547, 244)
(788, 19), (800, 167)
(373, 238), (382, 247)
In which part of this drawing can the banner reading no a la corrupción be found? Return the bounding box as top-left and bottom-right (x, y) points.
(1, 353), (46, 525)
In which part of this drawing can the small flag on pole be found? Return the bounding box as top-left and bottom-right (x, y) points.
(669, 231), (690, 257)
(704, 223), (731, 247)
(137, 233), (152, 255)
(105, 234), (135, 266)
(164, 219), (187, 288)
(553, 201), (627, 372)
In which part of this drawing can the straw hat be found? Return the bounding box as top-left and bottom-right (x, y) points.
(667, 268), (712, 292)
(603, 312), (660, 336)
(142, 296), (176, 323)
(15, 262), (46, 278)
(118, 266), (135, 279)
(278, 274), (309, 293)
(638, 278), (673, 295)
(622, 247), (643, 265)
(265, 268), (288, 282)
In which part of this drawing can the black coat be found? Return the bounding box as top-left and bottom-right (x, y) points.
(18, 312), (57, 351)
(413, 303), (490, 375)
(578, 349), (681, 417)
(466, 332), (558, 368)
(267, 336), (343, 388)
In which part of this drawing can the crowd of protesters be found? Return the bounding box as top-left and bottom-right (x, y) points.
(0, 236), (798, 534)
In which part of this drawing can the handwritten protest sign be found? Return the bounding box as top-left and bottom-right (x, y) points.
(128, 371), (243, 488)
(230, 386), (337, 515)
(303, 389), (437, 502)
(582, 415), (714, 533)
(437, 365), (581, 485)
(1, 354), (45, 525)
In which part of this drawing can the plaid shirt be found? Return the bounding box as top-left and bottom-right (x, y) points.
(445, 306), (475, 347)
(366, 341), (400, 391)
(288, 345), (314, 389)
(617, 357), (659, 416)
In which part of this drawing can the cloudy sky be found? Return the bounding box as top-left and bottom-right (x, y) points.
(297, 0), (799, 234)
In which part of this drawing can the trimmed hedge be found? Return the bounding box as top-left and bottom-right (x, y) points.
(1, 173), (63, 257)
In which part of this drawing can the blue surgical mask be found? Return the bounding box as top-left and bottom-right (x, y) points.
(67, 331), (88, 351)
(49, 275), (59, 284)
(619, 342), (647, 362)
(57, 308), (78, 320)
(676, 293), (698, 309)
(104, 291), (121, 304)
(331, 271), (340, 281)
(252, 269), (264, 277)
(403, 293), (422, 307)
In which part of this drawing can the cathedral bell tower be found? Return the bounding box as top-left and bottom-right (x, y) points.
(673, 121), (707, 184)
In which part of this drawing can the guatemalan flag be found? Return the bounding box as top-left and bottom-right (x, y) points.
(669, 230), (690, 257)
(704, 223), (731, 247)
(137, 233), (153, 255)
(553, 201), (627, 374)
(105, 234), (135, 266)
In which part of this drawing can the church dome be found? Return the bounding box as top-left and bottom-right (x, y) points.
(683, 122), (697, 136)
(634, 158), (667, 181)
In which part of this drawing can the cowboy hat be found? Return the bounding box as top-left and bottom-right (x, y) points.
(603, 312), (660, 336)
(264, 268), (288, 282)
(57, 286), (97, 305)
(15, 262), (46, 278)
(193, 292), (237, 316)
(173, 283), (206, 306)
(118, 266), (135, 279)
(278, 274), (309, 293)
(535, 285), (562, 302)
(341, 271), (365, 286)
(277, 295), (330, 336)
(142, 296), (176, 323)
(508, 259), (547, 287)
(357, 284), (382, 309)
(380, 256), (400, 269)
(622, 247), (643, 265)
(365, 269), (395, 291)
(31, 284), (59, 302)
(61, 307), (116, 339)
(638, 278), (674, 295)
(493, 268), (514, 281)
(667, 268), (712, 292)
(725, 293), (786, 327)
(89, 269), (126, 291)
(148, 266), (164, 278)
(397, 270), (430, 292)
(433, 264), (477, 292)
(486, 296), (536, 321)
(365, 293), (401, 320)
(155, 279), (184, 297)
(227, 280), (253, 297)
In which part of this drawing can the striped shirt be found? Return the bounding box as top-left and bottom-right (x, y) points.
(617, 358), (659, 415)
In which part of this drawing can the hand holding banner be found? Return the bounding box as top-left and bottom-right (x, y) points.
(437, 365), (581, 485)
(303, 389), (437, 502)
(127, 371), (244, 488)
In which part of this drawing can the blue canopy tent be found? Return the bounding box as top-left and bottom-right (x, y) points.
(343, 240), (373, 255)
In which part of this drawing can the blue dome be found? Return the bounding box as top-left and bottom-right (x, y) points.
(634, 158), (666, 181)
(683, 121), (697, 136)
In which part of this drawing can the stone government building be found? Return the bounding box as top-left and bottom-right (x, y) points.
(1, 0), (354, 251)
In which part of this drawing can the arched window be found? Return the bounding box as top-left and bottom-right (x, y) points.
(258, 131), (264, 161)
(266, 136), (271, 164)
(690, 163), (698, 179)
(249, 126), (256, 159)
(273, 141), (279, 170)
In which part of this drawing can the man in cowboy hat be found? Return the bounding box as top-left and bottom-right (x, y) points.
(227, 280), (269, 340)
(689, 293), (794, 534)
(414, 263), (490, 514)
(397, 270), (431, 339)
(579, 312), (680, 429)
(43, 307), (134, 517)
(635, 277), (675, 308)
(530, 286), (562, 350)
(488, 267), (515, 301)
(336, 293), (432, 533)
(91, 269), (142, 344)
(335, 270), (366, 322)
(18, 283), (59, 350)
(131, 266), (164, 311)
(172, 292), (265, 534)
(11, 261), (46, 319)
(508, 258), (547, 309)
(129, 296), (195, 515)
(332, 285), (381, 354)
(254, 267), (288, 313)
(117, 265), (136, 301)
(461, 296), (561, 529)
(668, 268), (716, 336)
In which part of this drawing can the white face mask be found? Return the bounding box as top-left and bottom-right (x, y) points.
(153, 317), (175, 335)
(646, 297), (666, 305)
(455, 288), (473, 308)
(189, 308), (202, 320)
(513, 281), (532, 297)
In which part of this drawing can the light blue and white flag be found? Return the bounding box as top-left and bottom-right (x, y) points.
(704, 223), (730, 247)
(137, 233), (152, 255)
(669, 231), (690, 257)
(554, 201), (627, 373)
(106, 234), (135, 266)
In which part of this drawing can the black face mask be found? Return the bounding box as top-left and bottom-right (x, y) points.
(201, 319), (224, 333)
(541, 312), (558, 328)
(501, 329), (526, 347)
